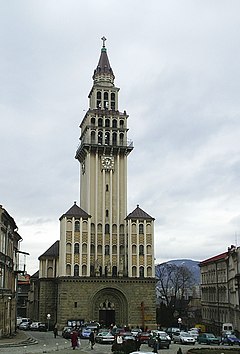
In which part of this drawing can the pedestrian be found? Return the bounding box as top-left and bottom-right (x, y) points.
(53, 325), (58, 338)
(152, 338), (158, 353)
(177, 348), (183, 354)
(89, 330), (95, 350)
(71, 328), (78, 350)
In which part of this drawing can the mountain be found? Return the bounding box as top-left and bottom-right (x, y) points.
(156, 259), (201, 284)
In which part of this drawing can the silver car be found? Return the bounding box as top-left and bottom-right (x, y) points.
(173, 331), (196, 345)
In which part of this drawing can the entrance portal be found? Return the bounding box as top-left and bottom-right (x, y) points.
(99, 309), (115, 327)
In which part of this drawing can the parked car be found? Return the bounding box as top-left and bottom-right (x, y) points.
(197, 333), (220, 345)
(62, 326), (73, 339)
(165, 327), (180, 339)
(30, 322), (41, 331)
(131, 328), (142, 337)
(173, 331), (196, 345)
(39, 323), (47, 331)
(221, 334), (240, 346)
(95, 331), (115, 344)
(138, 332), (151, 344)
(81, 328), (92, 339)
(188, 329), (199, 340)
(19, 321), (31, 330)
(148, 331), (171, 349)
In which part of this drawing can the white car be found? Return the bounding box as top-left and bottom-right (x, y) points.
(173, 331), (196, 345)
(188, 330), (199, 340)
(30, 322), (41, 331)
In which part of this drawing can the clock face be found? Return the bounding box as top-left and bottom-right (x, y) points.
(102, 156), (114, 170)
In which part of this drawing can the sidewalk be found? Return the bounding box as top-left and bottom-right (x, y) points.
(0, 330), (38, 347)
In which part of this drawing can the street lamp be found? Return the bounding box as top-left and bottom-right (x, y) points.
(47, 313), (51, 331)
(178, 317), (182, 331)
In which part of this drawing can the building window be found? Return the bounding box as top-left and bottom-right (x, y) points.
(105, 224), (110, 234)
(132, 266), (137, 277)
(106, 210), (109, 217)
(75, 221), (80, 232)
(106, 184), (109, 191)
(139, 245), (144, 255)
(132, 245), (137, 254)
(98, 118), (103, 127)
(139, 266), (144, 278)
(105, 119), (110, 127)
(111, 93), (115, 110)
(105, 245), (110, 255)
(139, 224), (144, 234)
(112, 266), (117, 277)
(104, 92), (109, 109)
(66, 264), (71, 275)
(91, 117), (95, 125)
(91, 131), (96, 144)
(97, 91), (101, 108)
(66, 243), (72, 254)
(74, 302), (77, 308)
(74, 243), (79, 254)
(98, 131), (103, 144)
(74, 265), (79, 276)
(112, 119), (117, 128)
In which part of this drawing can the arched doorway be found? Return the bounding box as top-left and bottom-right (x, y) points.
(91, 287), (128, 327)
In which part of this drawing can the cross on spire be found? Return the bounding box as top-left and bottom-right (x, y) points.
(101, 36), (107, 48)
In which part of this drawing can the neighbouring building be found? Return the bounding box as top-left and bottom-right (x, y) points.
(200, 245), (240, 334)
(29, 38), (156, 330)
(0, 205), (22, 337)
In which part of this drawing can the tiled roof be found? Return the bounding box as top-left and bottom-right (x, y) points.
(126, 205), (154, 220)
(199, 252), (228, 266)
(38, 240), (59, 260)
(59, 202), (90, 220)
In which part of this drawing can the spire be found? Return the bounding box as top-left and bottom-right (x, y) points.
(93, 36), (115, 84)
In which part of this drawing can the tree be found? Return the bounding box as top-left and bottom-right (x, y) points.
(156, 263), (195, 323)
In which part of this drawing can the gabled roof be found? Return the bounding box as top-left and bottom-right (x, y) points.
(38, 240), (59, 260)
(199, 251), (228, 266)
(59, 202), (91, 220)
(126, 205), (155, 220)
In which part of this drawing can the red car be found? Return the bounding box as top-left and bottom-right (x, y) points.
(139, 332), (151, 343)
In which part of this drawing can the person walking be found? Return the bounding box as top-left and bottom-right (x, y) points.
(53, 325), (58, 338)
(71, 328), (78, 350)
(89, 330), (95, 350)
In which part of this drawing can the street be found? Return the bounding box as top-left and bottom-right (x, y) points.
(0, 331), (239, 354)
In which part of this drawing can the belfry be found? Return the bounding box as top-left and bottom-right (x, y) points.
(30, 38), (156, 329)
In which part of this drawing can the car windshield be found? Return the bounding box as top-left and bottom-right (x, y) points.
(207, 334), (215, 338)
(181, 333), (190, 337)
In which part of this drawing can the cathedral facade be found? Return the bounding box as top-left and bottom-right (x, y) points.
(30, 39), (156, 329)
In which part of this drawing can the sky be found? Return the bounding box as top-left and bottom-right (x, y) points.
(1, 0), (240, 275)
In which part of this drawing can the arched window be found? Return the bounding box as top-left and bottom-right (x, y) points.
(132, 266), (137, 277)
(106, 184), (109, 191)
(47, 267), (53, 278)
(90, 265), (94, 276)
(105, 224), (110, 234)
(74, 243), (80, 254)
(91, 131), (96, 144)
(66, 264), (71, 275)
(75, 221), (80, 232)
(105, 119), (110, 127)
(139, 266), (144, 278)
(105, 245), (110, 255)
(105, 131), (110, 145)
(74, 265), (79, 276)
(112, 132), (117, 145)
(112, 119), (117, 128)
(97, 91), (101, 108)
(97, 245), (102, 255)
(132, 245), (137, 254)
(67, 220), (72, 232)
(112, 266), (117, 277)
(112, 245), (117, 254)
(147, 267), (152, 276)
(104, 92), (109, 109)
(139, 245), (144, 256)
(139, 224), (144, 234)
(82, 243), (87, 253)
(106, 209), (109, 217)
(90, 244), (95, 255)
(120, 133), (124, 145)
(91, 117), (95, 125)
(82, 265), (87, 276)
(111, 93), (115, 110)
(98, 131), (103, 144)
(147, 245), (151, 254)
(120, 245), (124, 255)
(120, 119), (124, 127)
(66, 243), (71, 254)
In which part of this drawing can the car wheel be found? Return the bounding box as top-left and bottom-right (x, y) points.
(167, 345), (169, 349)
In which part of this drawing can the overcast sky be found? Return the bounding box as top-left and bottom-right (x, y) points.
(1, 0), (240, 275)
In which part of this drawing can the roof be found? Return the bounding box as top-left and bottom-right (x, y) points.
(38, 240), (59, 260)
(199, 252), (228, 266)
(126, 205), (155, 220)
(93, 45), (114, 78)
(59, 202), (90, 220)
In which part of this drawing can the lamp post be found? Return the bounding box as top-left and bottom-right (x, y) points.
(47, 313), (51, 331)
(178, 317), (182, 331)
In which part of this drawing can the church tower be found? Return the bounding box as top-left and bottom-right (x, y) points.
(35, 38), (156, 330)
